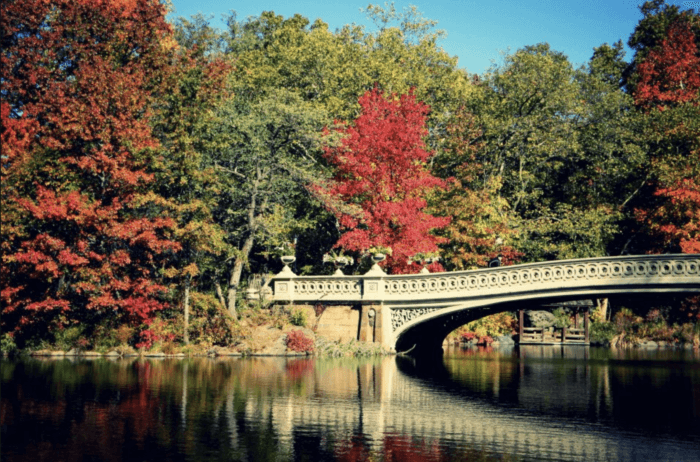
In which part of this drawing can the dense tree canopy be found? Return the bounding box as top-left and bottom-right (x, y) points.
(2, 1), (698, 347)
(1, 0), (182, 343)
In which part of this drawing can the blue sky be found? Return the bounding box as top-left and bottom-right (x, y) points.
(168, 1), (697, 75)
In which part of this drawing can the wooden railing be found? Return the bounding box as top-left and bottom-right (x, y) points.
(520, 327), (589, 344)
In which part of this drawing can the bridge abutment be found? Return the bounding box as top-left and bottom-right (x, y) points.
(314, 304), (360, 343)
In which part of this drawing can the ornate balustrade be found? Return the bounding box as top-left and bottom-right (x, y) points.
(272, 254), (700, 305)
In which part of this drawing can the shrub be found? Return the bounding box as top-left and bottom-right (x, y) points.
(1, 333), (18, 355)
(552, 308), (573, 328)
(461, 331), (477, 342)
(115, 325), (136, 345)
(54, 326), (86, 350)
(188, 292), (237, 346)
(477, 335), (494, 346)
(289, 307), (308, 327)
(136, 317), (178, 350)
(675, 322), (700, 345)
(314, 337), (385, 357)
(285, 330), (314, 353)
(614, 307), (642, 333)
(590, 321), (617, 344)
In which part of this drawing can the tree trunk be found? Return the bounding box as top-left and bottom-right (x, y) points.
(215, 280), (227, 310)
(183, 276), (191, 345)
(596, 298), (609, 322)
(227, 233), (256, 318)
(226, 159), (267, 318)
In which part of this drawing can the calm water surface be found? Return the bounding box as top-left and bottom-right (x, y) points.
(2, 346), (700, 461)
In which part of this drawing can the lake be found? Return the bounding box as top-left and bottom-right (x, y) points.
(2, 346), (700, 461)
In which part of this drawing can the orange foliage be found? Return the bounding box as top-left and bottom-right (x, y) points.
(0, 0), (182, 341)
(635, 21), (700, 109)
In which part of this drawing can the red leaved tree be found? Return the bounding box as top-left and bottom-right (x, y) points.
(635, 123), (700, 255)
(632, 16), (700, 315)
(634, 21), (700, 109)
(320, 89), (450, 274)
(1, 0), (181, 344)
(633, 18), (700, 255)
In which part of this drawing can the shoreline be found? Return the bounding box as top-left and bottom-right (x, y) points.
(4, 339), (698, 361)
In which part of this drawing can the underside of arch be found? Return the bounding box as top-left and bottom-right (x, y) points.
(394, 302), (524, 355)
(391, 287), (700, 356)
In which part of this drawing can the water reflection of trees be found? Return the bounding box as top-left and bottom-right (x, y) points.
(2, 356), (517, 461)
(2, 352), (700, 461)
(421, 345), (700, 436)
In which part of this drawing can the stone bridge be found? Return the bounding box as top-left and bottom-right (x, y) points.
(271, 254), (700, 353)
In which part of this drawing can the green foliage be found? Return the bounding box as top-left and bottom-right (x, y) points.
(431, 108), (521, 269)
(462, 312), (517, 338)
(53, 326), (87, 351)
(186, 292), (238, 346)
(77, 322), (138, 352)
(590, 321), (617, 344)
(513, 205), (623, 261)
(205, 87), (328, 309)
(464, 42), (642, 261)
(172, 13), (227, 57)
(472, 32), (678, 259)
(289, 307), (308, 328)
(551, 308), (573, 328)
(224, 6), (471, 127)
(315, 337), (385, 357)
(0, 334), (18, 356)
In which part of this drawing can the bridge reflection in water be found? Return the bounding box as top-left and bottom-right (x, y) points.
(3, 350), (700, 461)
(223, 350), (700, 461)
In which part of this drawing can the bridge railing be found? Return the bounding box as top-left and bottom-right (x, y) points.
(271, 254), (700, 304)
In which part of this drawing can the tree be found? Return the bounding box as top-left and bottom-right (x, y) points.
(634, 21), (700, 108)
(465, 44), (633, 261)
(430, 108), (521, 269)
(149, 18), (234, 342)
(320, 89), (450, 274)
(222, 6), (472, 149)
(572, 42), (649, 256)
(628, 8), (700, 255)
(633, 104), (700, 254)
(187, 6), (472, 284)
(205, 89), (327, 314)
(1, 0), (181, 344)
(626, 0), (700, 94)
(625, 3), (700, 315)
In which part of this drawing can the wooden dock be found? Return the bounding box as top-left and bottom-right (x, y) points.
(519, 327), (589, 345)
(518, 307), (590, 345)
